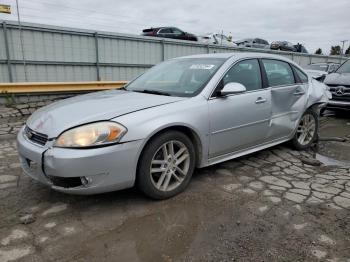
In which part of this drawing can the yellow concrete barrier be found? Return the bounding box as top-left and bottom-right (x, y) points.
(0, 81), (128, 94)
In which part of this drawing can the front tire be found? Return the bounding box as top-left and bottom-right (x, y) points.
(292, 109), (318, 150)
(137, 131), (196, 200)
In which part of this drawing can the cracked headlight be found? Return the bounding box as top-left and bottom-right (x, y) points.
(54, 122), (127, 148)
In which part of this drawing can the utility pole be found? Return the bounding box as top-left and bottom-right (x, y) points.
(340, 40), (348, 58)
(16, 0), (28, 81)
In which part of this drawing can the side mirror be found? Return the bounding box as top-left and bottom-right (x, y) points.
(219, 82), (246, 96)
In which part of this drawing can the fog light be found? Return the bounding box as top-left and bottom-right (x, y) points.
(81, 176), (91, 186)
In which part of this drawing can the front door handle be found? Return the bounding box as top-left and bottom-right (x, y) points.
(294, 90), (305, 96)
(255, 97), (267, 104)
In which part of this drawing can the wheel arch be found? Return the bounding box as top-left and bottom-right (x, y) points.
(136, 124), (204, 174)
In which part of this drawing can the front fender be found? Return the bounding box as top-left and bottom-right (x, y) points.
(113, 97), (210, 167)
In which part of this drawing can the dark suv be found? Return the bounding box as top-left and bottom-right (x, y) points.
(142, 27), (197, 41)
(271, 41), (308, 53)
(324, 59), (350, 111)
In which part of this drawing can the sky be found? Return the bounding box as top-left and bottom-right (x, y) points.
(0, 0), (349, 54)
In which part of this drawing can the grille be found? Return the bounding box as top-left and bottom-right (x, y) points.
(25, 126), (48, 146)
(47, 175), (83, 188)
(327, 84), (350, 88)
(328, 85), (350, 102)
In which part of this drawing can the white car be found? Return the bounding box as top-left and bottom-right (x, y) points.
(304, 63), (340, 82)
(198, 33), (237, 47)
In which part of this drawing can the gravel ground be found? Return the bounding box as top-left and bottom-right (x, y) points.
(0, 114), (349, 262)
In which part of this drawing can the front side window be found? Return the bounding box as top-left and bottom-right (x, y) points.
(172, 28), (183, 35)
(222, 59), (262, 91)
(126, 58), (225, 97)
(262, 59), (295, 87)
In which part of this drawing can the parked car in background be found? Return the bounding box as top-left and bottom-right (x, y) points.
(142, 27), (197, 41)
(294, 43), (308, 53)
(17, 53), (329, 199)
(304, 62), (340, 82)
(234, 38), (269, 49)
(198, 33), (237, 47)
(323, 59), (350, 112)
(271, 41), (308, 53)
(270, 41), (296, 52)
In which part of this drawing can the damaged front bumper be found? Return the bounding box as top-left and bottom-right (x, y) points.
(17, 126), (142, 195)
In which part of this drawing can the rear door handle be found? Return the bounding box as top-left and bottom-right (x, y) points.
(255, 97), (267, 104)
(294, 90), (305, 96)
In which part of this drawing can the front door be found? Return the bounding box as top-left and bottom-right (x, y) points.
(209, 59), (271, 159)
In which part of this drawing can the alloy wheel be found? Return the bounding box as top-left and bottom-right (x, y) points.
(150, 140), (190, 192)
(296, 114), (316, 146)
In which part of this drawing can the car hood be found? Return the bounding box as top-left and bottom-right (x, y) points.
(324, 72), (350, 86)
(26, 90), (184, 138)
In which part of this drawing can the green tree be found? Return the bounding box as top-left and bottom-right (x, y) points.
(330, 45), (341, 55)
(315, 48), (322, 55)
(345, 46), (350, 56)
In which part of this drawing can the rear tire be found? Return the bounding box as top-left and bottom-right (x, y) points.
(137, 131), (196, 200)
(292, 109), (318, 150)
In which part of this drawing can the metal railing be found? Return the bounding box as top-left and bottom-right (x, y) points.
(0, 81), (127, 93)
(0, 20), (347, 83)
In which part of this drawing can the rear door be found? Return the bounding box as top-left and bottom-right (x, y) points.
(208, 59), (271, 159)
(261, 59), (307, 140)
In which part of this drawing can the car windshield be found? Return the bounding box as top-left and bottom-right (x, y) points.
(336, 60), (350, 74)
(304, 64), (328, 71)
(126, 58), (225, 97)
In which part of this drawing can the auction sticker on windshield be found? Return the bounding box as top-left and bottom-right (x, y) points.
(190, 64), (215, 70)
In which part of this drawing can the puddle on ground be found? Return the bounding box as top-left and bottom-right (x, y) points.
(318, 115), (350, 164)
(316, 153), (350, 167)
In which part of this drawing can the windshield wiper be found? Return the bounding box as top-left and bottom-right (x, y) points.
(118, 86), (128, 91)
(134, 89), (171, 96)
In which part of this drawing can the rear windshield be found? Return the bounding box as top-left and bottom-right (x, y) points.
(336, 60), (350, 74)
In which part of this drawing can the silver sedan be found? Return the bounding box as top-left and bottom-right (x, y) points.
(17, 53), (330, 199)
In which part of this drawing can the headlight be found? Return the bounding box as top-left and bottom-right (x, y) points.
(54, 122), (127, 148)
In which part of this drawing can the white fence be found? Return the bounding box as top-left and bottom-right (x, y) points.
(0, 20), (346, 83)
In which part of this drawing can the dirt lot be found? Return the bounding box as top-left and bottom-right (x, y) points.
(0, 113), (349, 262)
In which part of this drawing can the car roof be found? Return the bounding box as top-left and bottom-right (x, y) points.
(174, 52), (306, 71)
(309, 62), (339, 65)
(143, 27), (175, 30)
(176, 52), (297, 61)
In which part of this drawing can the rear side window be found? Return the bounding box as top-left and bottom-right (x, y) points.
(223, 59), (262, 91)
(293, 66), (308, 83)
(262, 59), (295, 87)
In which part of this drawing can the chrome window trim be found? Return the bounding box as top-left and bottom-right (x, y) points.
(208, 88), (271, 100)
